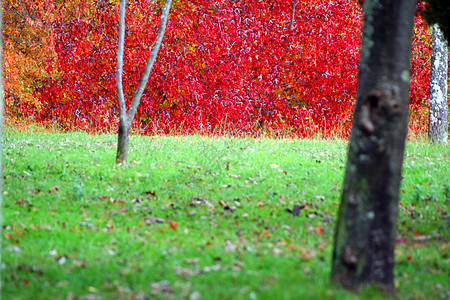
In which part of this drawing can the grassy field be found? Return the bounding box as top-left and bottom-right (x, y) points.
(2, 131), (449, 299)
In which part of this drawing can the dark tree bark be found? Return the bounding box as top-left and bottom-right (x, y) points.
(116, 0), (173, 164)
(331, 0), (416, 295)
(428, 24), (448, 144)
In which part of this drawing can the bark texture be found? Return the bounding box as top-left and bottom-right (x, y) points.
(116, 121), (130, 164)
(115, 0), (173, 164)
(331, 0), (416, 294)
(428, 24), (448, 144)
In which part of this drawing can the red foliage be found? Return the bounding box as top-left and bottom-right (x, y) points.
(409, 12), (432, 137)
(6, 0), (435, 138)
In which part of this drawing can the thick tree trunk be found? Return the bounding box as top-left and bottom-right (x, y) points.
(428, 24), (448, 144)
(331, 0), (416, 295)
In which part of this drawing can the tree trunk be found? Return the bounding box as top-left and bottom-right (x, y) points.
(116, 121), (130, 164)
(290, 1), (296, 31)
(115, 0), (173, 164)
(115, 0), (128, 165)
(428, 24), (448, 144)
(331, 0), (416, 295)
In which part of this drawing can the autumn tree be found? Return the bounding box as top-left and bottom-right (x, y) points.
(428, 24), (448, 143)
(331, 0), (416, 294)
(2, 0), (56, 119)
(116, 0), (173, 164)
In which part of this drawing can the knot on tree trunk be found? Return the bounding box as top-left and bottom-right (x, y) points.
(342, 245), (358, 266)
(359, 83), (401, 135)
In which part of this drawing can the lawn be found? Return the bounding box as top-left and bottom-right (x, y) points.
(2, 131), (449, 299)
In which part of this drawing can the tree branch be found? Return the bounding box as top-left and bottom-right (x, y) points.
(126, 0), (173, 128)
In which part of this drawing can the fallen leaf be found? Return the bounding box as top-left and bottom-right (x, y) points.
(81, 294), (101, 300)
(48, 186), (60, 194)
(6, 245), (21, 253)
(31, 187), (42, 194)
(187, 165), (202, 170)
(224, 240), (237, 252)
(169, 221), (178, 230)
(145, 217), (166, 225)
(151, 281), (173, 295)
(173, 266), (196, 276)
(299, 246), (316, 259)
(200, 264), (221, 273)
(313, 223), (324, 234)
(189, 291), (201, 300)
(220, 200), (236, 212)
(185, 258), (200, 265)
(291, 204), (305, 216)
(145, 191), (157, 197)
(413, 235), (431, 242)
(272, 248), (282, 255)
(105, 220), (114, 231)
(58, 256), (68, 265)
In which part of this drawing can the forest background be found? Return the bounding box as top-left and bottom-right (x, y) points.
(2, 0), (447, 138)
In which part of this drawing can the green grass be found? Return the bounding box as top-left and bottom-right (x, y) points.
(2, 131), (449, 299)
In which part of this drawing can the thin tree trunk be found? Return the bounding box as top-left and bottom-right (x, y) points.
(116, 0), (127, 164)
(116, 121), (130, 164)
(428, 24), (448, 143)
(115, 0), (173, 164)
(331, 0), (416, 295)
(290, 1), (295, 31)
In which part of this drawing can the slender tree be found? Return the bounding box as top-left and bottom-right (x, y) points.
(116, 0), (173, 164)
(428, 24), (448, 144)
(331, 0), (416, 294)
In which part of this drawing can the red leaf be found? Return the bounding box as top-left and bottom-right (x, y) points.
(169, 221), (178, 230)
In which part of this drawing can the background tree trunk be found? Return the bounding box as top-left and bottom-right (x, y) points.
(428, 24), (448, 144)
(115, 0), (173, 164)
(331, 0), (416, 294)
(290, 1), (296, 31)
